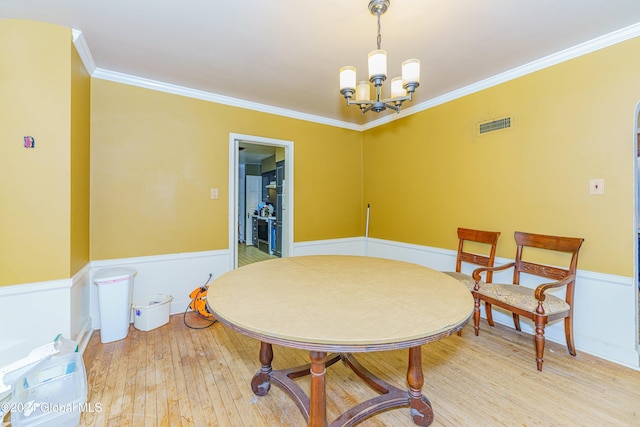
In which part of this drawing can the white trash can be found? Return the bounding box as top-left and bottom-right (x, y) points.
(93, 267), (137, 343)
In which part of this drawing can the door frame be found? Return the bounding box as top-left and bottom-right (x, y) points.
(228, 133), (294, 270)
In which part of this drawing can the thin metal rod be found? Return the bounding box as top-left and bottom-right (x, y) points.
(376, 11), (382, 49)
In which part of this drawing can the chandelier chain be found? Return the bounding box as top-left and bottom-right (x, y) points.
(376, 12), (382, 50)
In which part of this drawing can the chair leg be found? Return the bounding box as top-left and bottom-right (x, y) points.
(564, 315), (576, 356)
(534, 317), (546, 371)
(484, 302), (495, 326)
(513, 313), (521, 331)
(473, 294), (481, 336)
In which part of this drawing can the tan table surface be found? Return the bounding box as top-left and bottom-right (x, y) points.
(208, 255), (473, 351)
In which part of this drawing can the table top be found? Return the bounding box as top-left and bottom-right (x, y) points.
(207, 255), (473, 352)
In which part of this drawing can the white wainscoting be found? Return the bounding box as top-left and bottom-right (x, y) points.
(0, 263), (92, 367)
(71, 264), (93, 353)
(90, 250), (230, 330)
(1, 238), (638, 370)
(291, 237), (366, 256)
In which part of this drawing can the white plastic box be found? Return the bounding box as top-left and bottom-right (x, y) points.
(132, 294), (173, 331)
(11, 352), (87, 427)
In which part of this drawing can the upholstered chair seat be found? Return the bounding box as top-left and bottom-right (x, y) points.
(478, 283), (570, 315)
(443, 271), (483, 292)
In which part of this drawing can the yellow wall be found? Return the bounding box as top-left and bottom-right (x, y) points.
(363, 37), (640, 276)
(70, 39), (91, 275)
(262, 155), (276, 172)
(90, 80), (363, 259)
(0, 20), (76, 285)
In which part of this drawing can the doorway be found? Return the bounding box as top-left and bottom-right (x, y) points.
(228, 133), (294, 270)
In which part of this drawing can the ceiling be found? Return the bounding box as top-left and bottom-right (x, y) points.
(238, 141), (276, 165)
(4, 1), (640, 127)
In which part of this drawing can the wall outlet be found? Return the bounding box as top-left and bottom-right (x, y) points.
(589, 178), (604, 195)
(210, 188), (219, 199)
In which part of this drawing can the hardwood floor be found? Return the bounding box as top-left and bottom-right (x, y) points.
(238, 242), (278, 267)
(73, 314), (640, 427)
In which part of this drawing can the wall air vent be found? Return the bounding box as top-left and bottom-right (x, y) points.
(477, 116), (512, 136)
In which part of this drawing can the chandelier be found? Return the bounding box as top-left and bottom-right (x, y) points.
(339, 0), (420, 115)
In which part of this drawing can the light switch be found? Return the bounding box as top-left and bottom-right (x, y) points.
(589, 179), (604, 195)
(210, 188), (219, 200)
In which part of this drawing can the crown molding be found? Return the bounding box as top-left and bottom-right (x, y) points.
(71, 29), (96, 74)
(91, 68), (363, 131)
(80, 23), (640, 132)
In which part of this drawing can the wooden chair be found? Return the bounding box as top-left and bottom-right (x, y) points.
(443, 227), (501, 291)
(443, 228), (501, 336)
(471, 231), (584, 371)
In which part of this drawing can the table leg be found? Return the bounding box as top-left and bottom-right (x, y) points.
(308, 351), (328, 427)
(407, 346), (434, 426)
(252, 348), (434, 427)
(251, 341), (273, 396)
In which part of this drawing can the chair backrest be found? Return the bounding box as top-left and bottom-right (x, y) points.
(455, 228), (501, 282)
(513, 231), (584, 303)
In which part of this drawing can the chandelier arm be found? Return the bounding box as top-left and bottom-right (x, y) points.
(382, 95), (409, 104)
(347, 99), (374, 107)
(360, 104), (374, 115)
(384, 102), (401, 113)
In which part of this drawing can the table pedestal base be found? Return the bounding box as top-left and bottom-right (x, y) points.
(250, 342), (434, 427)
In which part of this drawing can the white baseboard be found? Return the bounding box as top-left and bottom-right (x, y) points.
(291, 237), (365, 256)
(74, 317), (94, 354)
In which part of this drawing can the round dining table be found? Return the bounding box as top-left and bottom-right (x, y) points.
(207, 255), (473, 427)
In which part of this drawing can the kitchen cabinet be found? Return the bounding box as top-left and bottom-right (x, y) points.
(275, 221), (282, 256)
(262, 170), (276, 202)
(276, 161), (284, 190)
(251, 217), (258, 248)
